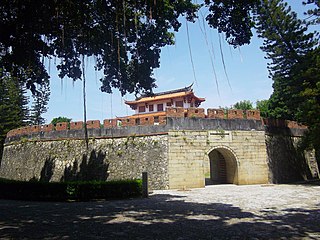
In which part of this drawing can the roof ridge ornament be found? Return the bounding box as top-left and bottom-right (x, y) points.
(136, 83), (194, 100)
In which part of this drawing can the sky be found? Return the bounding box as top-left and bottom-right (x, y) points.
(42, 0), (317, 123)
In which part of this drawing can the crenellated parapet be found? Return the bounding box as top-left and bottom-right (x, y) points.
(165, 107), (262, 120)
(2, 108), (314, 187)
(5, 107), (307, 140)
(6, 124), (54, 137)
(262, 118), (307, 129)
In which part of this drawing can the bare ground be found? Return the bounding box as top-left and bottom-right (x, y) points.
(0, 183), (319, 240)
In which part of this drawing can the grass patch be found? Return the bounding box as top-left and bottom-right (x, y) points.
(0, 178), (142, 201)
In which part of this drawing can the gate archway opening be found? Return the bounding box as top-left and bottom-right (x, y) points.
(205, 147), (238, 185)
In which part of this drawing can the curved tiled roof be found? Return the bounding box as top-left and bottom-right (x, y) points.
(125, 84), (205, 106)
(136, 83), (194, 100)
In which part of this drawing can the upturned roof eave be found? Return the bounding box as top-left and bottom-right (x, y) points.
(125, 91), (205, 106)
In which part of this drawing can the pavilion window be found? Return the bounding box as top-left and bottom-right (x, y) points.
(176, 101), (183, 107)
(138, 106), (146, 113)
(157, 104), (163, 111)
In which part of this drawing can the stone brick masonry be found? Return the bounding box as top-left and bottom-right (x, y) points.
(0, 136), (169, 190)
(1, 108), (315, 190)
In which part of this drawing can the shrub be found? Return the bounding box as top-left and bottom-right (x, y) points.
(0, 178), (142, 201)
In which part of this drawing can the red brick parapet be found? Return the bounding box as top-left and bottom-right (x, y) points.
(121, 118), (135, 127)
(6, 129), (16, 137)
(159, 116), (166, 125)
(186, 108), (205, 118)
(207, 109), (225, 119)
(104, 119), (117, 128)
(140, 116), (153, 125)
(166, 107), (185, 118)
(286, 120), (307, 129)
(30, 125), (40, 133)
(55, 122), (68, 131)
(9, 108), (308, 140)
(246, 110), (260, 120)
(42, 124), (54, 132)
(262, 118), (307, 129)
(86, 120), (100, 129)
(70, 121), (83, 130)
(227, 109), (244, 119)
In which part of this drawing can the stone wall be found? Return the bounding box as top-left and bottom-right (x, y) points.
(5, 108), (262, 141)
(167, 130), (269, 189)
(0, 135), (169, 190)
(1, 116), (318, 190)
(265, 134), (319, 183)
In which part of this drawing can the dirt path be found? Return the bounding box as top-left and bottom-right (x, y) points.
(0, 183), (319, 239)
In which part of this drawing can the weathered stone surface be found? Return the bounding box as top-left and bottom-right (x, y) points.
(167, 130), (269, 189)
(265, 134), (318, 183)
(0, 136), (169, 190)
(4, 118), (265, 143)
(1, 118), (318, 190)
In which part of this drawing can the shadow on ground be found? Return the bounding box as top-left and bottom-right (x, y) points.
(0, 192), (319, 239)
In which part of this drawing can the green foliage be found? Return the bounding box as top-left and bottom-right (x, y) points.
(255, 0), (316, 83)
(293, 48), (320, 154)
(233, 100), (253, 110)
(303, 0), (320, 25)
(255, 0), (320, 165)
(255, 0), (313, 119)
(204, 0), (258, 46)
(0, 1), (199, 96)
(0, 69), (29, 160)
(51, 117), (72, 125)
(0, 178), (142, 201)
(0, 0), (278, 97)
(256, 99), (270, 118)
(29, 78), (50, 125)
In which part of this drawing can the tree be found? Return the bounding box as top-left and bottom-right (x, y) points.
(0, 0), (275, 97)
(255, 0), (320, 165)
(0, 1), (200, 96)
(0, 0), (264, 154)
(204, 0), (258, 46)
(233, 100), (253, 110)
(29, 79), (50, 125)
(255, 0), (317, 119)
(292, 47), (320, 156)
(1, 1), (319, 95)
(256, 99), (270, 118)
(2, 1), (319, 155)
(303, 0), (320, 24)
(231, 99), (270, 118)
(0, 69), (29, 161)
(51, 117), (72, 125)
(0, 1), (202, 151)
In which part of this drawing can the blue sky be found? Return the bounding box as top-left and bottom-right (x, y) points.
(42, 0), (317, 123)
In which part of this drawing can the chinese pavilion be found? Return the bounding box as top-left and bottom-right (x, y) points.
(125, 84), (205, 116)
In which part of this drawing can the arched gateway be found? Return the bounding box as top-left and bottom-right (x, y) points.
(206, 147), (238, 185)
(2, 84), (312, 189)
(2, 118), (272, 190)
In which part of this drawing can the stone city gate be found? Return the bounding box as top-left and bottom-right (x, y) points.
(167, 129), (269, 189)
(1, 116), (316, 190)
(206, 146), (239, 185)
